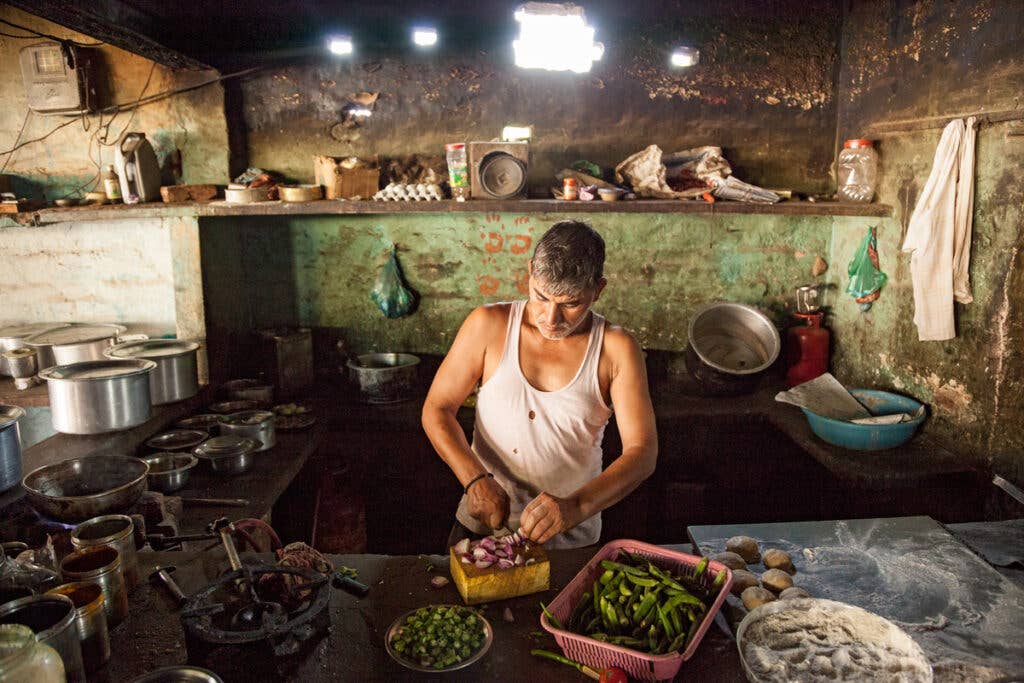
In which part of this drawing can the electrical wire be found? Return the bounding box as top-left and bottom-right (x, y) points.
(98, 61), (157, 147)
(0, 18), (103, 46)
(0, 109), (31, 173)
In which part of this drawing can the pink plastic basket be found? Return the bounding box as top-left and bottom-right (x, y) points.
(540, 539), (733, 682)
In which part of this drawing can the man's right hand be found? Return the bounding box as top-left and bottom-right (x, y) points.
(467, 476), (511, 530)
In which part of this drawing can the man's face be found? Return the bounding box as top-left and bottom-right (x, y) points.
(526, 272), (604, 341)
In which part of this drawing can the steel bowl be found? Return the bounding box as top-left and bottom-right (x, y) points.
(193, 436), (259, 476)
(347, 353), (420, 404)
(175, 414), (227, 434)
(141, 452), (198, 492)
(385, 605), (492, 673)
(144, 429), (208, 452)
(686, 302), (780, 396)
(21, 455), (149, 523)
(132, 666), (224, 682)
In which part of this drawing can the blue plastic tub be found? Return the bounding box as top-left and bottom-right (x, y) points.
(801, 389), (926, 451)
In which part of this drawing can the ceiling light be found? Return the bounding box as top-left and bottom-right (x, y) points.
(502, 125), (532, 141)
(412, 27), (438, 47)
(327, 35), (353, 56)
(671, 46), (699, 68)
(513, 2), (603, 73)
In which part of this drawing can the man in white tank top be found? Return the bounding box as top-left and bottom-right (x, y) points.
(422, 221), (658, 549)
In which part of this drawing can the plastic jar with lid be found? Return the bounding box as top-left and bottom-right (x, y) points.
(445, 143), (470, 201)
(0, 624), (65, 682)
(837, 139), (878, 203)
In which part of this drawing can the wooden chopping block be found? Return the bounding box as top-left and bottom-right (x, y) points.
(160, 184), (219, 203)
(449, 546), (550, 605)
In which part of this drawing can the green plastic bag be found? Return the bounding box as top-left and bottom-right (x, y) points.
(846, 226), (887, 311)
(371, 248), (415, 318)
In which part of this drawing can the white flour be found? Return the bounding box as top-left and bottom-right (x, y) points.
(742, 600), (933, 682)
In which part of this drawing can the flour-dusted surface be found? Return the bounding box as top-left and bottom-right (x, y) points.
(739, 599), (932, 682)
(691, 516), (1024, 682)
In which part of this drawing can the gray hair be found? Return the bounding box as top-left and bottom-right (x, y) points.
(531, 220), (606, 296)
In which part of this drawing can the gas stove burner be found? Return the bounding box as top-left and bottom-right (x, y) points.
(181, 563), (331, 664)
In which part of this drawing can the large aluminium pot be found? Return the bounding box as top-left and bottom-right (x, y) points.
(21, 455), (149, 523)
(24, 323), (128, 371)
(105, 339), (200, 405)
(685, 302), (781, 396)
(0, 405), (25, 493)
(347, 353), (420, 404)
(38, 359), (156, 434)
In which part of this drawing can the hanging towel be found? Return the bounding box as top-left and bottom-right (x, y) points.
(901, 117), (977, 341)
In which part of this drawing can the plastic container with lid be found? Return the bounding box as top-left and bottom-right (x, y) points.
(445, 143), (470, 201)
(0, 624), (65, 683)
(837, 139), (878, 203)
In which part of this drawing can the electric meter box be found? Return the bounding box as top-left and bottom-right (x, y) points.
(20, 42), (91, 114)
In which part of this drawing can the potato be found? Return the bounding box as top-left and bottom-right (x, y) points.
(730, 569), (760, 596)
(726, 535), (761, 563)
(780, 586), (811, 600)
(762, 548), (795, 575)
(761, 568), (795, 593)
(709, 551), (746, 571)
(741, 586), (776, 610)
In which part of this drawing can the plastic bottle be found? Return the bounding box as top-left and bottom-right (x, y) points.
(445, 143), (470, 201)
(837, 139), (878, 203)
(102, 164), (122, 204)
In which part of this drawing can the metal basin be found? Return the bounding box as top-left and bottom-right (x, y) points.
(141, 452), (198, 492)
(21, 455), (149, 523)
(132, 666), (224, 682)
(347, 353), (420, 404)
(686, 302), (780, 395)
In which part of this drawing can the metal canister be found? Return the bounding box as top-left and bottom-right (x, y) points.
(71, 514), (139, 590)
(0, 405), (24, 493)
(59, 546), (128, 627)
(0, 593), (86, 682)
(46, 582), (110, 673)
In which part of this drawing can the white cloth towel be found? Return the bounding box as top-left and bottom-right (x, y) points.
(901, 117), (977, 341)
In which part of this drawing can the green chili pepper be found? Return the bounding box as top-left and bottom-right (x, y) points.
(601, 559), (648, 577)
(694, 556), (708, 580)
(540, 602), (564, 631)
(625, 574), (658, 588)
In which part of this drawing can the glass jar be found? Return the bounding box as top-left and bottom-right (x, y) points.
(0, 624), (65, 682)
(837, 139), (878, 203)
(445, 143), (470, 201)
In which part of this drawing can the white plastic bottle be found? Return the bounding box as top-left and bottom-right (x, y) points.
(837, 139), (878, 203)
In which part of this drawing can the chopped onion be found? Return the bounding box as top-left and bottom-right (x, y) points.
(430, 575), (450, 588)
(514, 554), (525, 566)
(474, 559), (493, 569)
(479, 537), (496, 552)
(502, 607), (515, 623)
(525, 558), (536, 565)
(460, 555), (472, 564)
(495, 548), (508, 558)
(472, 547), (488, 559)
(497, 558), (514, 569)
(453, 538), (471, 555)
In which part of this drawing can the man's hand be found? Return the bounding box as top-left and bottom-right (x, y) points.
(467, 476), (511, 530)
(521, 492), (583, 544)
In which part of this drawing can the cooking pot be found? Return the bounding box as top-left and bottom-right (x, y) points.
(39, 359), (156, 434)
(194, 436), (259, 475)
(685, 302), (781, 396)
(141, 452), (198, 492)
(105, 339), (200, 405)
(0, 322), (68, 375)
(347, 353), (420, 403)
(24, 323), (128, 371)
(220, 410), (276, 451)
(21, 455), (149, 523)
(0, 405), (25, 493)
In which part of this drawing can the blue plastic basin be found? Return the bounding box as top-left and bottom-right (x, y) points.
(801, 389), (926, 451)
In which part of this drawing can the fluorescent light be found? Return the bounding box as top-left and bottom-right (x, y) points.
(327, 35), (353, 56)
(513, 2), (603, 73)
(671, 46), (699, 68)
(349, 107), (372, 118)
(502, 125), (532, 141)
(412, 27), (438, 47)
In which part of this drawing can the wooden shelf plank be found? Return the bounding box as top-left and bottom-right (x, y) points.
(0, 378), (49, 407)
(6, 198), (893, 226)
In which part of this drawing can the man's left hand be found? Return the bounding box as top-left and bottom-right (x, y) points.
(521, 492), (583, 544)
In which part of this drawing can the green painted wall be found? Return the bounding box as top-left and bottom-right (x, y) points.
(200, 211), (854, 362)
(832, 0), (1024, 483)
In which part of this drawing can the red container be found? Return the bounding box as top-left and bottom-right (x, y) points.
(540, 539), (732, 682)
(786, 312), (830, 386)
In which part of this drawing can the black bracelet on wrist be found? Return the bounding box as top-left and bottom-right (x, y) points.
(464, 472), (494, 495)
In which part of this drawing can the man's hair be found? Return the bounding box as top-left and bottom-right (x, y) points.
(531, 220), (606, 296)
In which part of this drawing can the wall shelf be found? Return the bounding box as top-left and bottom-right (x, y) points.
(7, 198), (893, 226)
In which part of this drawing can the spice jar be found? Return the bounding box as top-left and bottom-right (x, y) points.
(0, 624), (65, 683)
(837, 139), (878, 203)
(60, 546), (128, 627)
(563, 177), (578, 201)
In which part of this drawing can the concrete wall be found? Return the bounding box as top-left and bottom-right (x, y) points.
(830, 0), (1024, 482)
(0, 5), (229, 197)
(200, 212), (850, 377)
(238, 0), (842, 194)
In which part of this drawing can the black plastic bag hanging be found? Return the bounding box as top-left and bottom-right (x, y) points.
(371, 246), (416, 318)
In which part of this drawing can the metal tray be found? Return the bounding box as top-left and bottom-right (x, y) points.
(384, 605), (492, 673)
